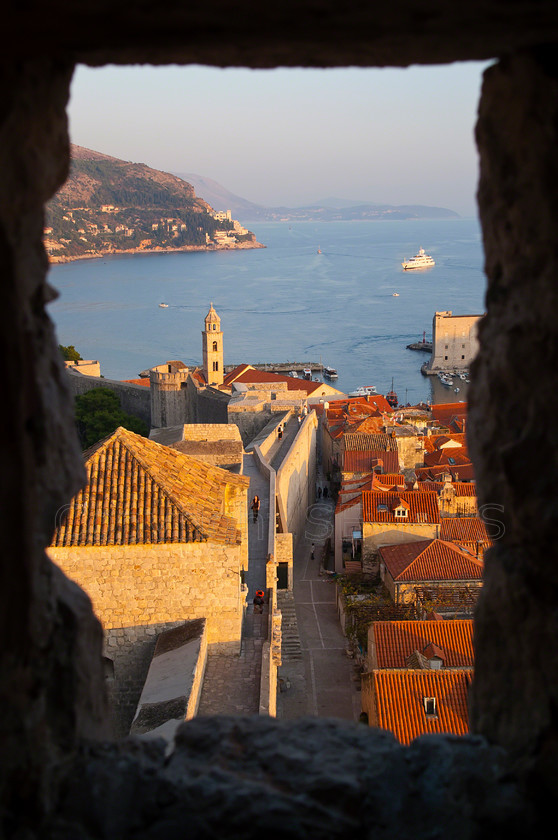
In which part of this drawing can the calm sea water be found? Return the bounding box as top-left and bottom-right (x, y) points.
(48, 218), (486, 405)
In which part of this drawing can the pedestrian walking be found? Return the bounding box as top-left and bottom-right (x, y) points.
(323, 486), (328, 499)
(311, 542), (315, 560)
(317, 486), (322, 499)
(278, 424), (283, 440)
(297, 415), (302, 426)
(251, 494), (260, 523)
(253, 589), (265, 614)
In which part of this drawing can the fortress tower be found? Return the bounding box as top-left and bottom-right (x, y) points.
(202, 303), (224, 386)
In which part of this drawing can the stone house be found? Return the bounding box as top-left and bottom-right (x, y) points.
(416, 474), (478, 516)
(361, 490), (440, 555)
(378, 538), (484, 605)
(48, 426), (250, 735)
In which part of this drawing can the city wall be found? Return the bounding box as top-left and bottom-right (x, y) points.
(66, 370), (151, 427)
(276, 412), (318, 545)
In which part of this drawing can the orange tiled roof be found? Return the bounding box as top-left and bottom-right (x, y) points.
(362, 491), (440, 524)
(416, 464), (475, 482)
(379, 539), (483, 582)
(343, 433), (398, 452)
(368, 669), (471, 744)
(424, 448), (470, 467)
(440, 517), (492, 545)
(343, 450), (400, 474)
(430, 401), (468, 424)
(121, 378), (150, 387)
(51, 427), (249, 547)
(417, 480), (477, 496)
(225, 367), (334, 396)
(371, 619), (474, 668)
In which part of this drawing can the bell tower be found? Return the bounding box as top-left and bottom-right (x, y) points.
(202, 302), (224, 386)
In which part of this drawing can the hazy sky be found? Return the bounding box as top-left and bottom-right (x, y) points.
(68, 61), (492, 218)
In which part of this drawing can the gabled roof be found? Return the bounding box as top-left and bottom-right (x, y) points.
(224, 366), (339, 396)
(362, 491), (440, 524)
(379, 539), (483, 582)
(51, 427), (249, 547)
(415, 463), (475, 482)
(344, 433), (398, 452)
(367, 669), (471, 744)
(440, 517), (492, 545)
(424, 448), (470, 467)
(417, 480), (477, 497)
(371, 619), (474, 668)
(343, 450), (400, 475)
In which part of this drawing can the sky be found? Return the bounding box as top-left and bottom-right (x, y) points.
(67, 61), (492, 218)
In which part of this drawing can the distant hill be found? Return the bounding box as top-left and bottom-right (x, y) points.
(45, 147), (263, 262)
(178, 173), (460, 223)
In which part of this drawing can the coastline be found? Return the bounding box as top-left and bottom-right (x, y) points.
(48, 239), (266, 265)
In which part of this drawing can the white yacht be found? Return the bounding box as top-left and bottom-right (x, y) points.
(159, 302), (169, 308)
(401, 247), (435, 270)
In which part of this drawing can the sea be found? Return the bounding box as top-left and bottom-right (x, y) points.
(47, 218), (486, 406)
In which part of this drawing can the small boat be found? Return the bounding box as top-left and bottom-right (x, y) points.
(401, 247), (435, 270)
(386, 379), (398, 408)
(289, 370), (299, 378)
(159, 302), (169, 308)
(317, 247), (322, 254)
(392, 293), (400, 297)
(348, 385), (377, 397)
(303, 368), (312, 380)
(323, 366), (338, 379)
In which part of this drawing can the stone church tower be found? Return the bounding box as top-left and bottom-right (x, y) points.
(202, 303), (224, 386)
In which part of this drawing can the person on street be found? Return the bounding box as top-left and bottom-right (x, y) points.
(251, 495), (260, 523)
(253, 589), (265, 614)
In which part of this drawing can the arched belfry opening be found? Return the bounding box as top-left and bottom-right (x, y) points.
(3, 5), (558, 835)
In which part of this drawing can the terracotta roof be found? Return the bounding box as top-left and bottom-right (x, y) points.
(430, 401), (468, 424)
(362, 491), (440, 524)
(344, 433), (398, 452)
(121, 378), (150, 387)
(50, 427), (249, 547)
(415, 463), (475, 482)
(226, 367), (334, 396)
(371, 619), (473, 668)
(222, 364), (254, 386)
(379, 539), (483, 582)
(440, 517), (492, 545)
(424, 448), (470, 467)
(368, 669), (471, 744)
(424, 433), (466, 452)
(343, 450), (400, 474)
(417, 480), (477, 496)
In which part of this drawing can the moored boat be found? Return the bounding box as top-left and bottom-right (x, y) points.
(159, 302), (169, 308)
(324, 366), (338, 379)
(401, 247), (435, 270)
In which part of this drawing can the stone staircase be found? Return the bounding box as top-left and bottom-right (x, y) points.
(277, 590), (303, 660)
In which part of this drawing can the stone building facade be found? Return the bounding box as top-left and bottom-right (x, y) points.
(426, 310), (482, 373)
(48, 426), (249, 735)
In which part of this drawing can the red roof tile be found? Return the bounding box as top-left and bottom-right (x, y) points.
(366, 669), (471, 744)
(379, 539), (483, 582)
(362, 491), (440, 524)
(343, 450), (400, 474)
(371, 619), (474, 668)
(440, 517), (492, 545)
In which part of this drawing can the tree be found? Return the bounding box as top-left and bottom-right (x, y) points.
(74, 388), (148, 449)
(59, 344), (83, 362)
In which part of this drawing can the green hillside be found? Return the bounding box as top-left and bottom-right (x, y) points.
(45, 146), (262, 261)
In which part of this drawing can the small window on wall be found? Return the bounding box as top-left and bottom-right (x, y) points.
(213, 341), (218, 352)
(213, 324), (216, 330)
(213, 361), (219, 371)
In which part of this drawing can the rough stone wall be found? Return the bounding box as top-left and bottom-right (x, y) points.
(48, 543), (244, 646)
(428, 312), (481, 372)
(468, 50), (558, 791)
(66, 370), (151, 426)
(276, 413), (317, 544)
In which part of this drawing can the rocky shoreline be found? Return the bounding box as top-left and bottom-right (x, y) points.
(48, 238), (266, 264)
